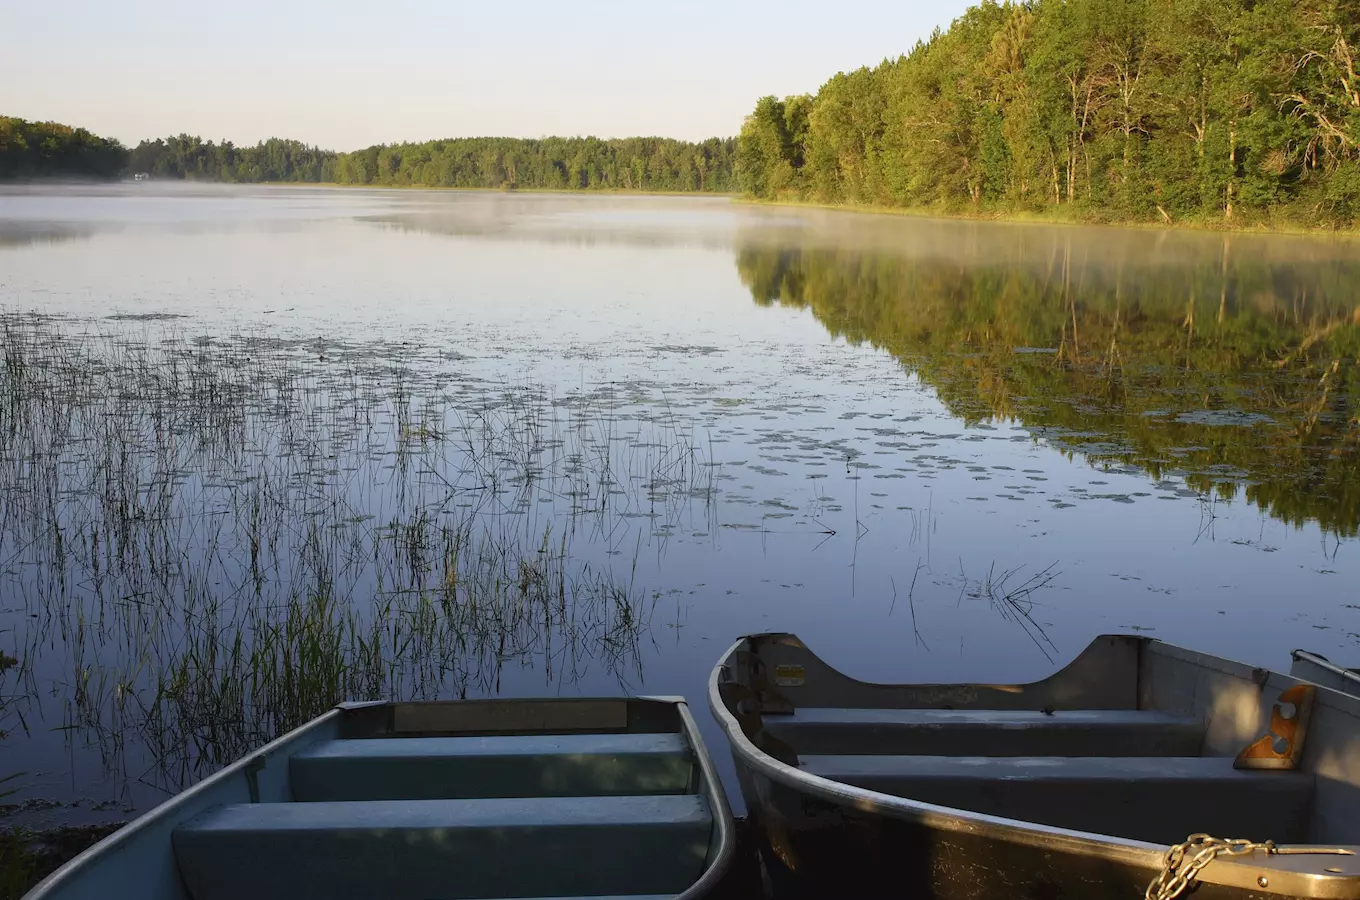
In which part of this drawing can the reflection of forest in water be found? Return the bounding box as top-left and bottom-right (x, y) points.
(736, 227), (1360, 536)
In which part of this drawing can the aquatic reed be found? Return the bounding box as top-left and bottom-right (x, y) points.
(0, 312), (716, 796)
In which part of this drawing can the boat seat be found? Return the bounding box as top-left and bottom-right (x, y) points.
(173, 795), (712, 900)
(290, 734), (693, 801)
(765, 708), (1204, 757)
(799, 755), (1313, 844)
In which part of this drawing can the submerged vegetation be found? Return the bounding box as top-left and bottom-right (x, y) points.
(737, 0), (1360, 227)
(737, 225), (1360, 533)
(0, 313), (719, 801)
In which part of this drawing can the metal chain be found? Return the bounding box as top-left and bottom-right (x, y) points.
(1145, 834), (1278, 900)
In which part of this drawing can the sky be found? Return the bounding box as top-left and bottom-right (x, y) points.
(0, 0), (976, 151)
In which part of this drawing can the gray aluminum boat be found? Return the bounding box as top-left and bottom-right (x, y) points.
(25, 697), (735, 900)
(711, 633), (1360, 899)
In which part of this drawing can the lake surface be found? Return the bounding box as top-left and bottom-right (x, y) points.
(1, 183), (1358, 826)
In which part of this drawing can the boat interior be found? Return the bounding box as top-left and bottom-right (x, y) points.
(39, 698), (730, 900)
(719, 634), (1360, 851)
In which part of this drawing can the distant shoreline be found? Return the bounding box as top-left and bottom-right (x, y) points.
(287, 183), (739, 199)
(82, 179), (737, 200)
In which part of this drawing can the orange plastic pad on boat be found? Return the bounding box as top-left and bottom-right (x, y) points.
(1235, 684), (1316, 771)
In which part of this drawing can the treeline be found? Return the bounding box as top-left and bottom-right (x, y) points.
(0, 118), (737, 193)
(738, 0), (1360, 225)
(0, 117), (128, 180)
(330, 136), (737, 192)
(126, 133), (739, 192)
(127, 135), (336, 182)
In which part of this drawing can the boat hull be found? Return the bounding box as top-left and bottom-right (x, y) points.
(711, 634), (1360, 900)
(733, 758), (1279, 900)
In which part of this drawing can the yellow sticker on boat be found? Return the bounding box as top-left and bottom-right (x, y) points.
(773, 664), (805, 687)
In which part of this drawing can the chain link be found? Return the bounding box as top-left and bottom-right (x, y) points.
(1145, 834), (1278, 900)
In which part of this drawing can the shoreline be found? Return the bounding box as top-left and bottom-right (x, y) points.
(1, 179), (736, 200)
(10, 177), (1357, 237)
(733, 195), (1360, 239)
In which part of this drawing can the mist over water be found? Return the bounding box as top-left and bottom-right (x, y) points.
(1, 184), (1357, 825)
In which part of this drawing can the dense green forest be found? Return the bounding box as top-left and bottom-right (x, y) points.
(737, 0), (1360, 226)
(736, 225), (1360, 533)
(127, 135), (336, 182)
(0, 118), (737, 193)
(126, 134), (737, 192)
(0, 118), (128, 180)
(330, 136), (737, 192)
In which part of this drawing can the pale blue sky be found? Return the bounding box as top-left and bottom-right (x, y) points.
(0, 0), (976, 150)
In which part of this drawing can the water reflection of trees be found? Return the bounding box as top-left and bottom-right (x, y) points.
(0, 223), (94, 250)
(736, 233), (1360, 535)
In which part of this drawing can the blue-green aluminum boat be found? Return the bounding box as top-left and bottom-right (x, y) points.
(25, 696), (735, 900)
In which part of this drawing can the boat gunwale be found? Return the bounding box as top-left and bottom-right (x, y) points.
(1293, 649), (1360, 692)
(707, 635), (1360, 897)
(670, 696), (739, 900)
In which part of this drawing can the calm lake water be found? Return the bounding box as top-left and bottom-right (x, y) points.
(1, 183), (1358, 826)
